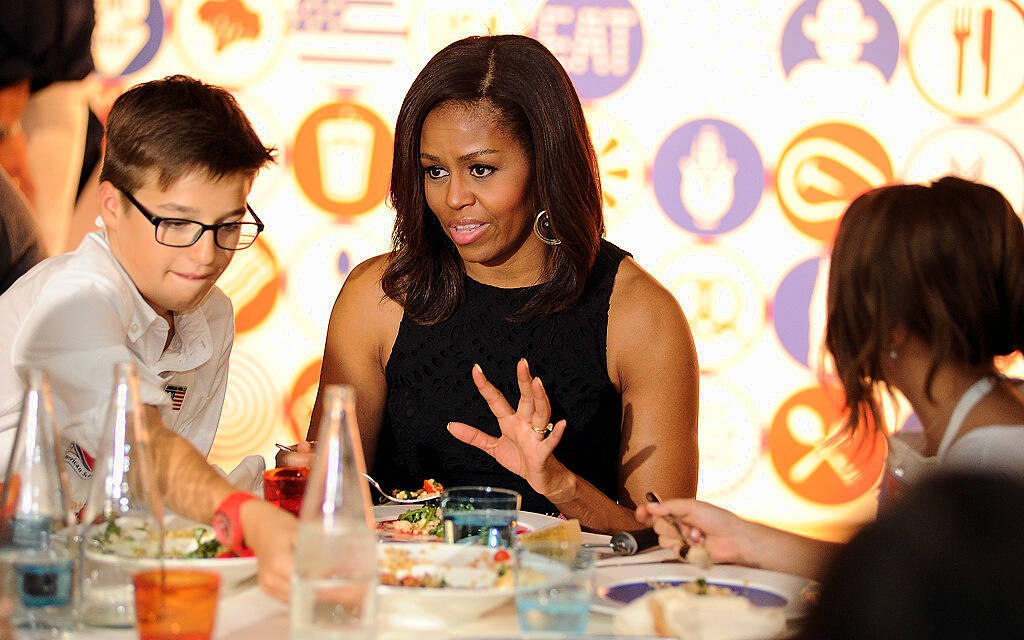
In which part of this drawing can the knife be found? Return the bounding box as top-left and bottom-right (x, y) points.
(981, 7), (993, 97)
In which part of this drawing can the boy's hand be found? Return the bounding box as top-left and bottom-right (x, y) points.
(239, 499), (297, 602)
(275, 441), (314, 468)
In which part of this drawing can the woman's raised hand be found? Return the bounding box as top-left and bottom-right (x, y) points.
(446, 358), (570, 497)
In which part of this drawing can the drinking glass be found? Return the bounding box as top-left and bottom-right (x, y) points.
(439, 486), (521, 548)
(263, 467), (309, 516)
(515, 541), (595, 634)
(133, 569), (220, 640)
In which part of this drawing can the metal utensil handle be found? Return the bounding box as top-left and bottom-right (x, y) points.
(609, 527), (660, 555)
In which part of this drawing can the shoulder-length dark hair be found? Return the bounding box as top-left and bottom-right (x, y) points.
(825, 176), (1024, 436)
(382, 35), (604, 324)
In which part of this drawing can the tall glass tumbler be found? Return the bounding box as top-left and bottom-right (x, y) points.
(440, 486), (521, 548)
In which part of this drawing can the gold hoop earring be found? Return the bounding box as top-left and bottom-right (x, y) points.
(533, 210), (561, 246)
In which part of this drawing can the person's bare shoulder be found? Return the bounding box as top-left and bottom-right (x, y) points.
(329, 253), (404, 361)
(609, 257), (686, 327)
(606, 257), (695, 385)
(336, 253), (401, 313)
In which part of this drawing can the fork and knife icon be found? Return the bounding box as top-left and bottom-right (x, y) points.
(953, 5), (994, 96)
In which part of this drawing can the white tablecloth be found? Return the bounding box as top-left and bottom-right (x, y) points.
(54, 547), (810, 639)
(59, 577), (616, 639)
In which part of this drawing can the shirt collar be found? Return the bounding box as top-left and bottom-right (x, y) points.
(87, 231), (214, 371)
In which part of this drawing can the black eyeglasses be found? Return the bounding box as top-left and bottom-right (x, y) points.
(116, 187), (264, 250)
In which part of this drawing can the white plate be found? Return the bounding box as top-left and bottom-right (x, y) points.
(82, 516), (258, 590)
(376, 542), (514, 630)
(592, 562), (812, 620)
(373, 505), (565, 539)
(83, 549), (258, 590)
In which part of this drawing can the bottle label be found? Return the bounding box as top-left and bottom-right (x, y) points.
(16, 559), (73, 607)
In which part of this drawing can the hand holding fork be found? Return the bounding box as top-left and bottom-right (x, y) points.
(645, 491), (712, 570)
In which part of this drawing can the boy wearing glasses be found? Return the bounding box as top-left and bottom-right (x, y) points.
(0, 75), (294, 600)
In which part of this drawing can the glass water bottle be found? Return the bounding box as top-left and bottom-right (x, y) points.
(291, 385), (377, 640)
(78, 362), (164, 627)
(0, 368), (78, 632)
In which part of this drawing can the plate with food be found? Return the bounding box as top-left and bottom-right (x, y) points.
(376, 542), (515, 629)
(593, 562), (811, 621)
(373, 504), (564, 542)
(83, 514), (258, 589)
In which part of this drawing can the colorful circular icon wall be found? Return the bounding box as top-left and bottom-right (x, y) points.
(90, 0), (1024, 540)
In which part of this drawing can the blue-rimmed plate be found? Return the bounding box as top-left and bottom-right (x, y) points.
(593, 562), (812, 619)
(602, 579), (787, 607)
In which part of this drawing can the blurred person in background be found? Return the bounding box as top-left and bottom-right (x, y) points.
(280, 34), (700, 534)
(796, 471), (1024, 639)
(639, 176), (1024, 578)
(0, 167), (44, 294)
(0, 0), (101, 255)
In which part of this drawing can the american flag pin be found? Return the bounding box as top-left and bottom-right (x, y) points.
(164, 384), (188, 411)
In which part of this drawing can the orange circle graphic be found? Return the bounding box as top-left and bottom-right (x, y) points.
(769, 386), (886, 505)
(293, 102), (393, 217)
(776, 123), (893, 243)
(218, 237), (280, 334)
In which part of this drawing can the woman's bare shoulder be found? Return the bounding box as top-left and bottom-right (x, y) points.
(606, 256), (696, 382)
(608, 257), (685, 323)
(332, 253), (404, 326)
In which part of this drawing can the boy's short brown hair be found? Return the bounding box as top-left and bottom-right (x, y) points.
(99, 75), (275, 192)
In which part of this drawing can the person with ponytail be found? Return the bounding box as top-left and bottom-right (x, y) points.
(279, 35), (699, 534)
(638, 176), (1024, 579)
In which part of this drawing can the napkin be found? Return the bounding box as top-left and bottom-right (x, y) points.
(212, 455), (266, 495)
(612, 587), (786, 640)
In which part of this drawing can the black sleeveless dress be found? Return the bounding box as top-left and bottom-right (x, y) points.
(374, 240), (629, 514)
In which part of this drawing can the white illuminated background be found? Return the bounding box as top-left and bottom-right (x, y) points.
(89, 0), (1024, 540)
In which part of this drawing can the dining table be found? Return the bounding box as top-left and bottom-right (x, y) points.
(61, 510), (811, 640)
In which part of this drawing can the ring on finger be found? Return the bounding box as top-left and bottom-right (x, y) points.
(531, 422), (554, 435)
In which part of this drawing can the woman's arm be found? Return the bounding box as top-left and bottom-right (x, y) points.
(607, 257), (699, 508)
(448, 257), (699, 533)
(302, 255), (402, 471)
(541, 258), (698, 531)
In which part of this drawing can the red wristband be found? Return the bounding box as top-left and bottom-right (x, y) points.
(212, 491), (257, 556)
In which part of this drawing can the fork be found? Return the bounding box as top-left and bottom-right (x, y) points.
(953, 6), (971, 95)
(274, 443), (438, 504)
(645, 491), (712, 570)
(360, 472), (440, 504)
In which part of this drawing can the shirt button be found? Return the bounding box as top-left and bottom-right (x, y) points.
(130, 323), (139, 333)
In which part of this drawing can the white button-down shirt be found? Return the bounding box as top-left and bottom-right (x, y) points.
(0, 231), (233, 504)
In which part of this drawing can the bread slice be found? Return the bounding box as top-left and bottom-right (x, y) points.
(517, 518), (582, 545)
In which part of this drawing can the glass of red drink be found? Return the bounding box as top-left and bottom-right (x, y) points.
(262, 467), (309, 516)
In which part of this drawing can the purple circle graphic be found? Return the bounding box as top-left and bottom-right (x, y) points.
(780, 0), (899, 81)
(773, 256), (825, 369)
(109, 0), (165, 77)
(534, 0), (643, 100)
(652, 119), (764, 235)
